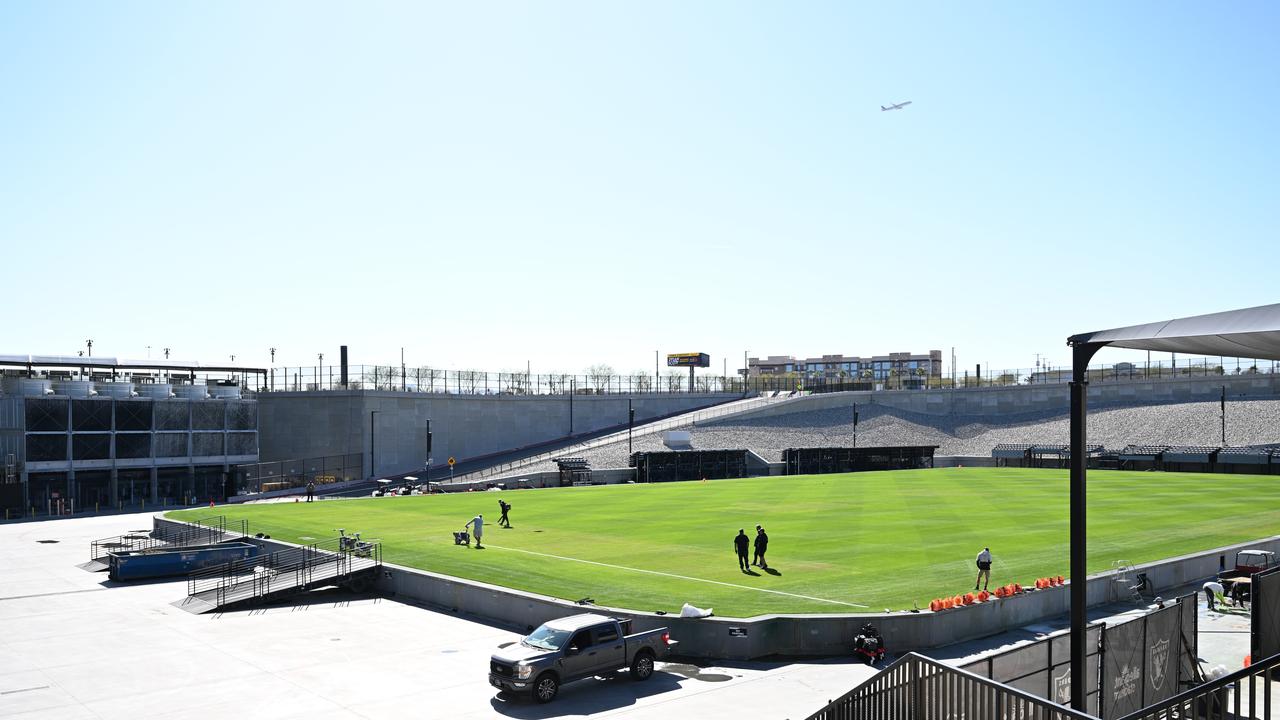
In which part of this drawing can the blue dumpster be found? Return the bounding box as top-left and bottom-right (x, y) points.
(109, 542), (259, 581)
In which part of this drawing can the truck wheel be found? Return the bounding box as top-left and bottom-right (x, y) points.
(631, 650), (655, 681)
(533, 673), (559, 703)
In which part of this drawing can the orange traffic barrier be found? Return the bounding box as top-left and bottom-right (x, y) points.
(1057, 575), (1064, 585)
(978, 590), (990, 601)
(1244, 654), (1251, 667)
(929, 599), (940, 612)
(963, 593), (975, 605)
(1036, 578), (1045, 589)
(954, 595), (964, 607)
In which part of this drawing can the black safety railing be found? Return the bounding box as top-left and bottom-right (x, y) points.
(1116, 651), (1280, 720)
(89, 516), (243, 563)
(805, 652), (1097, 720)
(449, 394), (790, 484)
(186, 536), (382, 609)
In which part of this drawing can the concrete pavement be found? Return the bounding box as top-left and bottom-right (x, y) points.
(0, 513), (873, 720)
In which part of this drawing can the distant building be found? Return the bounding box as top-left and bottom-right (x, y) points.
(0, 355), (261, 518)
(749, 351), (943, 384)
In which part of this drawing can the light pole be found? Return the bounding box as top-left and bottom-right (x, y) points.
(628, 399), (635, 455)
(86, 339), (93, 357)
(164, 348), (170, 359)
(370, 410), (380, 478)
(318, 353), (324, 391)
(852, 402), (859, 447)
(1221, 385), (1227, 445)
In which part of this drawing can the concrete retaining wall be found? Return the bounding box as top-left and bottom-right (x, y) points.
(154, 515), (1280, 661)
(258, 391), (735, 478)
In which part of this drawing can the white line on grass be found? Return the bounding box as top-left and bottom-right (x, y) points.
(484, 544), (869, 609)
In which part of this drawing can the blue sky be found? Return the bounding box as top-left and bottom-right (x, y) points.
(2, 2), (1276, 377)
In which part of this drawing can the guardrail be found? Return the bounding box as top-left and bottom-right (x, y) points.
(186, 536), (382, 610)
(448, 394), (798, 484)
(804, 653), (1097, 720)
(1116, 650), (1280, 720)
(90, 516), (243, 563)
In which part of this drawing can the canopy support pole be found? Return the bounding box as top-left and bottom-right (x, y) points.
(1069, 341), (1101, 711)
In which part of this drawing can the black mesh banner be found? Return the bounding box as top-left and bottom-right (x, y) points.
(154, 402), (190, 431)
(71, 400), (111, 432)
(72, 433), (111, 460)
(1253, 565), (1280, 662)
(191, 402), (225, 431)
(958, 624), (1100, 712)
(1102, 616), (1145, 717)
(25, 399), (68, 432)
(154, 433), (188, 458)
(1143, 603), (1181, 706)
(114, 400), (153, 431)
(115, 433), (151, 459)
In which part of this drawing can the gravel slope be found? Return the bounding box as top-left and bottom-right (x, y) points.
(512, 398), (1280, 472)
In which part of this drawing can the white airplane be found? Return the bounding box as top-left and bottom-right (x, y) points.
(881, 101), (912, 111)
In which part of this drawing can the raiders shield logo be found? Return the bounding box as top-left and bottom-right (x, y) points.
(1054, 667), (1071, 704)
(1149, 638), (1170, 691)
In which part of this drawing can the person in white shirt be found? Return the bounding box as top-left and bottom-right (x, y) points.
(465, 514), (485, 549)
(1203, 580), (1225, 610)
(975, 547), (993, 591)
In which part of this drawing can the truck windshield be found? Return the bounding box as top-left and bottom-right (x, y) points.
(523, 625), (573, 651)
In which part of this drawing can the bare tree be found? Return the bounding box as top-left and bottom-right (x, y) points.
(458, 369), (482, 394)
(586, 364), (615, 393)
(364, 365), (401, 391)
(630, 370), (653, 393)
(665, 371), (686, 392)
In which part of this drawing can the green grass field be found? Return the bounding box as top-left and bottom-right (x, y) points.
(168, 468), (1280, 618)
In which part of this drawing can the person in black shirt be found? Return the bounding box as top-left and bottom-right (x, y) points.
(754, 525), (769, 569)
(734, 529), (751, 571)
(498, 500), (511, 528)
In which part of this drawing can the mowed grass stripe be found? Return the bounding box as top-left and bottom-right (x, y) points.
(170, 468), (1280, 617)
(484, 543), (869, 608)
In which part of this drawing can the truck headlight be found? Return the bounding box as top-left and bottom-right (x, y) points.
(515, 664), (533, 680)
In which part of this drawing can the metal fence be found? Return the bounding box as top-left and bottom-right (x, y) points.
(1115, 651), (1280, 720)
(805, 652), (1098, 720)
(250, 354), (1280, 396)
(233, 453), (362, 495)
(448, 394), (790, 484)
(260, 365), (753, 395)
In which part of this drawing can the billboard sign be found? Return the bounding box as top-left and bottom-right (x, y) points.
(667, 353), (710, 368)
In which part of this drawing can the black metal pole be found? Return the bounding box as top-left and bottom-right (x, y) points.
(852, 401), (859, 448)
(628, 399), (634, 455)
(370, 410), (379, 478)
(1069, 341), (1099, 712)
(1221, 385), (1226, 445)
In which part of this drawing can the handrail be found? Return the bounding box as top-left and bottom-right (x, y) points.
(1115, 650), (1280, 720)
(91, 516), (240, 562)
(448, 394), (798, 484)
(188, 535), (382, 607)
(805, 652), (1098, 720)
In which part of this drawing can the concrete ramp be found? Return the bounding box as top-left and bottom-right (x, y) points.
(181, 537), (382, 613)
